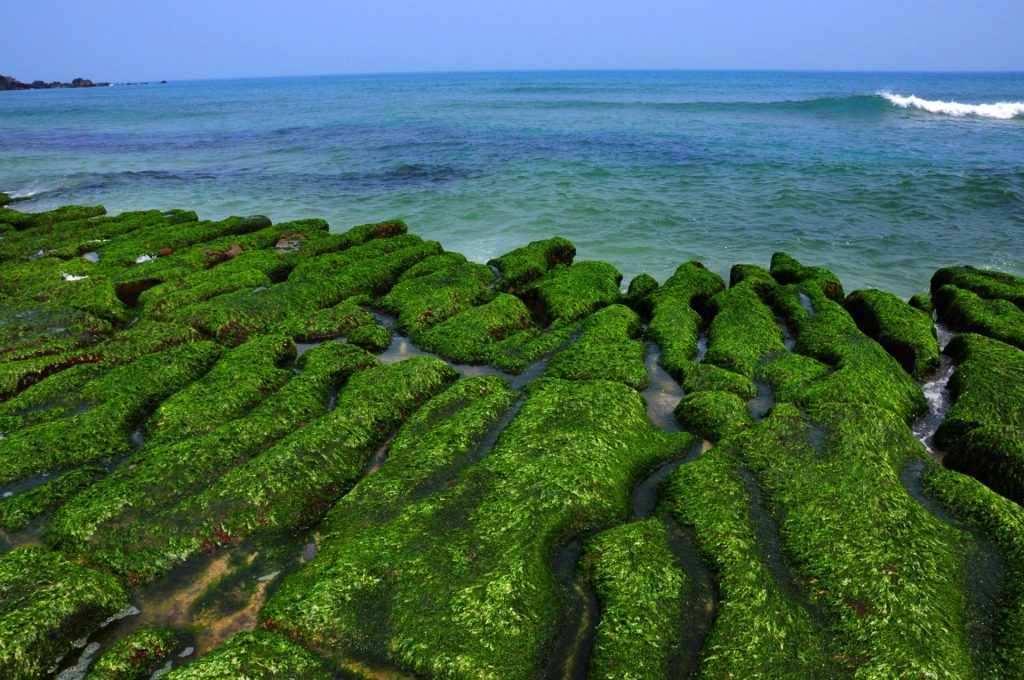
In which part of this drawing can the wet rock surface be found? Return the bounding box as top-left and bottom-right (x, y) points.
(0, 195), (1022, 678)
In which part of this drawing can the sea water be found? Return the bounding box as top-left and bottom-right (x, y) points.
(1, 70), (1021, 298)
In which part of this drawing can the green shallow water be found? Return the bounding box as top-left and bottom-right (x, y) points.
(2, 70), (1022, 298)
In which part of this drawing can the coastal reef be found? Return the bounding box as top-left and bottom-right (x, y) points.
(0, 196), (1022, 678)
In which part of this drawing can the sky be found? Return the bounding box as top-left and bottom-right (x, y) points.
(3, 0), (1023, 81)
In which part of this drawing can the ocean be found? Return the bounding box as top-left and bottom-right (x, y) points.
(1, 70), (1022, 299)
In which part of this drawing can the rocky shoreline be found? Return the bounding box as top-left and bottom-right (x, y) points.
(0, 75), (113, 91)
(0, 196), (1022, 678)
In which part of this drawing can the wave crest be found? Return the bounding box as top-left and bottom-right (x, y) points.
(880, 92), (1024, 120)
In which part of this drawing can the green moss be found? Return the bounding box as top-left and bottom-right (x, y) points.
(86, 626), (178, 680)
(756, 352), (831, 404)
(379, 253), (492, 335)
(771, 283), (926, 422)
(936, 333), (1024, 446)
(0, 547), (128, 680)
(769, 252), (845, 301)
(844, 288), (940, 380)
(932, 265), (1024, 311)
(86, 356), (455, 582)
(674, 390), (752, 441)
(144, 333), (296, 445)
(934, 284), (1024, 350)
(625, 273), (659, 318)
(0, 466), (103, 532)
(164, 632), (330, 679)
(661, 447), (835, 678)
(178, 236), (439, 345)
(646, 261), (724, 381)
(545, 304), (649, 389)
(674, 362), (756, 399)
(49, 342), (379, 569)
(415, 293), (535, 364)
(584, 519), (688, 680)
(272, 298), (388, 346)
(489, 236), (575, 292)
(921, 466), (1024, 677)
(0, 204), (106, 230)
(520, 260), (623, 326)
(909, 292), (934, 315)
(264, 378), (690, 679)
(703, 269), (786, 379)
(935, 333), (1024, 502)
(0, 342), (221, 484)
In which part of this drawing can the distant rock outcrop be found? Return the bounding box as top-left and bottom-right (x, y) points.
(0, 75), (112, 91)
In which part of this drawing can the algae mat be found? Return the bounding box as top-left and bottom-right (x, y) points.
(1, 196), (1023, 679)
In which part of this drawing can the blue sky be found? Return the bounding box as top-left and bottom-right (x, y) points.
(4, 0), (1023, 81)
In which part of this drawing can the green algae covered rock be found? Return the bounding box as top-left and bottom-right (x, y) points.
(86, 626), (178, 680)
(936, 333), (1024, 503)
(584, 519), (689, 680)
(673, 390), (752, 441)
(0, 341), (222, 483)
(0, 204), (106, 230)
(520, 260), (623, 326)
(922, 466), (1024, 677)
(165, 632), (330, 679)
(0, 465), (103, 532)
(0, 547), (128, 680)
(625, 272), (659, 317)
(489, 236), (575, 292)
(845, 287), (939, 380)
(932, 265), (1024, 310)
(934, 283), (1024, 350)
(2, 201), (1024, 679)
(48, 341), (379, 562)
(545, 303), (648, 388)
(264, 378), (691, 679)
(646, 261), (724, 380)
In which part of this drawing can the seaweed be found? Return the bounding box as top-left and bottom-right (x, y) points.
(0, 466), (104, 532)
(931, 265), (1024, 311)
(0, 546), (128, 680)
(379, 253), (493, 335)
(519, 260), (623, 326)
(545, 304), (649, 389)
(86, 626), (178, 680)
(84, 356), (455, 581)
(164, 631), (330, 679)
(922, 466), (1024, 677)
(489, 236), (575, 292)
(646, 261), (724, 381)
(934, 284), (1024, 350)
(583, 519), (688, 680)
(936, 333), (1024, 503)
(0, 342), (221, 483)
(144, 333), (296, 445)
(264, 378), (689, 679)
(49, 341), (377, 557)
(845, 288), (940, 380)
(673, 390), (752, 441)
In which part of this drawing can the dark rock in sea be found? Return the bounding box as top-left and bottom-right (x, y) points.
(0, 74), (111, 91)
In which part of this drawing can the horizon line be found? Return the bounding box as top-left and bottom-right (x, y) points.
(8, 66), (1024, 85)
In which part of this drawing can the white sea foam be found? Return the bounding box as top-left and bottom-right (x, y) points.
(880, 92), (1024, 120)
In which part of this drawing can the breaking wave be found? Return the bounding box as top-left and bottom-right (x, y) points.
(880, 92), (1024, 120)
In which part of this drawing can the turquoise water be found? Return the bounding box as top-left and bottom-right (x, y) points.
(1, 70), (1022, 298)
